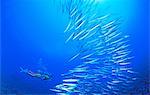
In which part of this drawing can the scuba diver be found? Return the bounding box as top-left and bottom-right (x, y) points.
(20, 58), (52, 80)
(20, 67), (52, 80)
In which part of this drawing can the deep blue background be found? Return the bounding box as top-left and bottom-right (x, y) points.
(1, 0), (149, 94)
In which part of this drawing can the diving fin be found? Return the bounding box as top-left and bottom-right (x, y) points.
(20, 67), (28, 73)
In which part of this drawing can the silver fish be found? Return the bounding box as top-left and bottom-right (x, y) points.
(84, 58), (99, 64)
(65, 32), (75, 43)
(102, 20), (116, 29)
(62, 83), (77, 87)
(81, 53), (94, 59)
(119, 62), (131, 65)
(79, 30), (90, 40)
(89, 14), (110, 23)
(64, 20), (72, 33)
(75, 15), (86, 26)
(63, 79), (79, 82)
(75, 20), (86, 30)
(68, 53), (80, 62)
(73, 29), (86, 40)
(49, 89), (62, 93)
(70, 7), (79, 18)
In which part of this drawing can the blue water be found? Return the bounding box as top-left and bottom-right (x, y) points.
(1, 0), (149, 94)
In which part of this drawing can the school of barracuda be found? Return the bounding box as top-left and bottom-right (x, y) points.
(50, 0), (138, 94)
